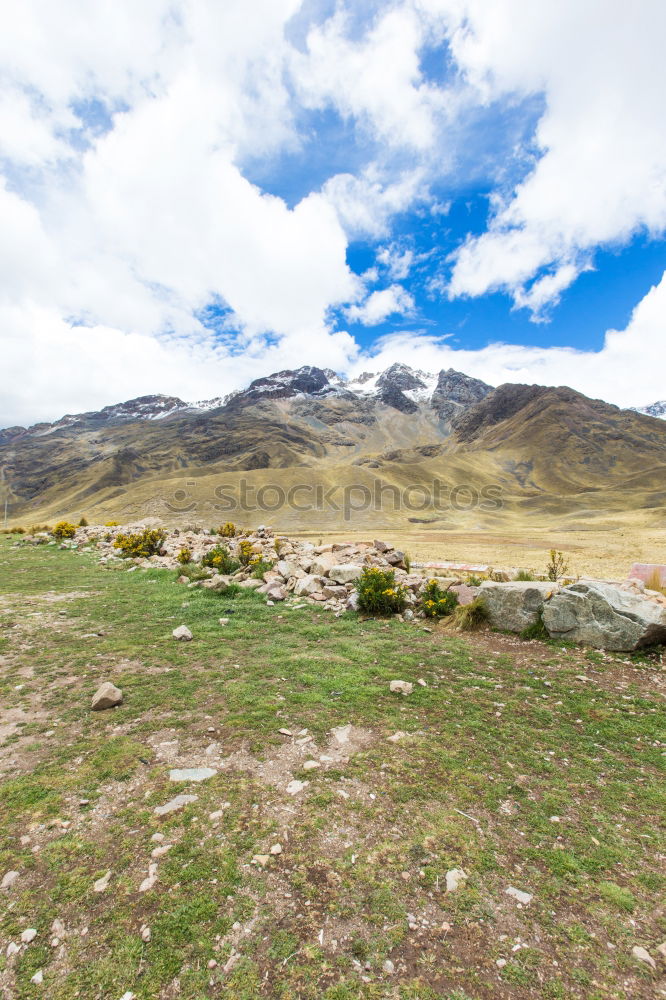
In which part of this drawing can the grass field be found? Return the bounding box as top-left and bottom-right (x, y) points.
(0, 537), (664, 999)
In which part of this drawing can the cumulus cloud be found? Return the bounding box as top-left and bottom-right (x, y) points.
(0, 0), (664, 425)
(352, 270), (666, 409)
(442, 0), (666, 314)
(345, 284), (416, 325)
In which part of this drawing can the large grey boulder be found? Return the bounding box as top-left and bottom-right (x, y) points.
(294, 574), (326, 596)
(480, 581), (556, 633)
(543, 580), (666, 651)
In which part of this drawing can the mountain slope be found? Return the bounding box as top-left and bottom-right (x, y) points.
(2, 366), (665, 529)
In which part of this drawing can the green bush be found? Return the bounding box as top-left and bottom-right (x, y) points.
(515, 569), (535, 581)
(78, 516), (88, 527)
(177, 546), (192, 565)
(420, 579), (459, 618)
(113, 528), (166, 558)
(251, 557), (274, 579)
(201, 544), (239, 574)
(546, 549), (569, 581)
(451, 596), (489, 631)
(52, 521), (77, 541)
(218, 522), (236, 538)
(355, 567), (408, 616)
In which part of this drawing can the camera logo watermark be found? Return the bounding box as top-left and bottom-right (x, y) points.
(164, 478), (503, 522)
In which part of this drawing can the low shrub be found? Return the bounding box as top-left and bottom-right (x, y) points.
(0, 526), (25, 534)
(201, 544), (240, 574)
(218, 522), (236, 538)
(113, 528), (166, 558)
(175, 563), (210, 583)
(78, 517), (89, 527)
(52, 521), (77, 541)
(515, 569), (535, 581)
(177, 546), (192, 565)
(520, 615), (549, 640)
(355, 567), (408, 616)
(420, 579), (459, 618)
(546, 549), (569, 581)
(467, 574), (483, 586)
(238, 540), (254, 566)
(251, 557), (274, 579)
(104, 520), (120, 527)
(450, 596), (489, 631)
(30, 524), (52, 534)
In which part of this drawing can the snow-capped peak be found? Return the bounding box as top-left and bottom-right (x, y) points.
(632, 401), (666, 419)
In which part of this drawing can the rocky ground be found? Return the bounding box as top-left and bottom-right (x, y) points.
(0, 533), (664, 999)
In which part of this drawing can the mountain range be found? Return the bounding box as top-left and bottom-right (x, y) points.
(2, 364), (665, 530)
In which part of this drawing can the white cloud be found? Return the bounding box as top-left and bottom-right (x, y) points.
(0, 0), (664, 426)
(442, 0), (666, 313)
(353, 269), (666, 409)
(346, 285), (416, 326)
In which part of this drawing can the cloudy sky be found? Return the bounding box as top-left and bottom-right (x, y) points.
(1, 0), (665, 426)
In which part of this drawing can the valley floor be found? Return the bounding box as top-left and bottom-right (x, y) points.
(0, 539), (664, 999)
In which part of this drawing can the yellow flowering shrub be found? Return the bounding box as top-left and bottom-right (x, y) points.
(52, 521), (77, 541)
(355, 567), (408, 615)
(113, 528), (166, 558)
(420, 579), (458, 618)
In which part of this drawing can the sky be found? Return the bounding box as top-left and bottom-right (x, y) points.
(1, 0), (665, 427)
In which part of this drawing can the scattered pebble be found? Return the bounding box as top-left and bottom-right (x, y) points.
(172, 624), (193, 641)
(154, 794), (198, 816)
(21, 928), (38, 943)
(169, 767), (217, 782)
(389, 680), (413, 695)
(1, 870), (20, 890)
(91, 682), (123, 711)
(632, 945), (656, 970)
(286, 780), (307, 795)
(505, 886), (533, 905)
(93, 871), (112, 893)
(445, 869), (467, 893)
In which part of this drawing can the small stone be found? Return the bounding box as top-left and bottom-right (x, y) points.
(549, 816), (560, 823)
(505, 886), (533, 905)
(1, 870), (20, 890)
(119, 993), (136, 1000)
(6, 942), (20, 957)
(252, 854), (270, 866)
(286, 779), (307, 795)
(172, 624), (193, 641)
(91, 682), (123, 711)
(270, 843), (283, 855)
(208, 959), (218, 969)
(154, 794), (198, 816)
(21, 928), (38, 943)
(278, 728), (293, 736)
(302, 760), (320, 770)
(140, 924), (151, 942)
(31, 970), (43, 985)
(383, 959), (395, 974)
(387, 731), (407, 742)
(496, 958), (507, 968)
(51, 938), (60, 948)
(93, 871), (112, 893)
(169, 767), (217, 782)
(445, 869), (467, 893)
(390, 680), (413, 695)
(331, 724), (352, 746)
(632, 945), (656, 970)
(51, 919), (65, 937)
(219, 618), (230, 625)
(151, 844), (172, 858)
(417, 678), (427, 687)
(656, 941), (666, 960)
(139, 863), (158, 893)
(151, 832), (165, 842)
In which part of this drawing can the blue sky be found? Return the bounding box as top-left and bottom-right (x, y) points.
(1, 0), (665, 426)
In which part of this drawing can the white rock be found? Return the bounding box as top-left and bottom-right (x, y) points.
(328, 564), (364, 584)
(286, 780), (307, 795)
(445, 869), (467, 893)
(1, 870), (20, 890)
(93, 871), (112, 893)
(632, 945), (656, 970)
(331, 724), (352, 746)
(389, 680), (413, 695)
(21, 928), (38, 943)
(6, 942), (20, 957)
(387, 731), (407, 743)
(172, 624), (193, 641)
(169, 767), (217, 782)
(139, 863), (158, 893)
(496, 958), (507, 968)
(140, 924), (152, 942)
(505, 886), (533, 905)
(31, 970), (43, 985)
(153, 794), (198, 816)
(270, 843), (283, 855)
(383, 959), (395, 974)
(303, 760), (320, 770)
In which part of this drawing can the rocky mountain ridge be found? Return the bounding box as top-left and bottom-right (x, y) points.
(633, 400), (666, 419)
